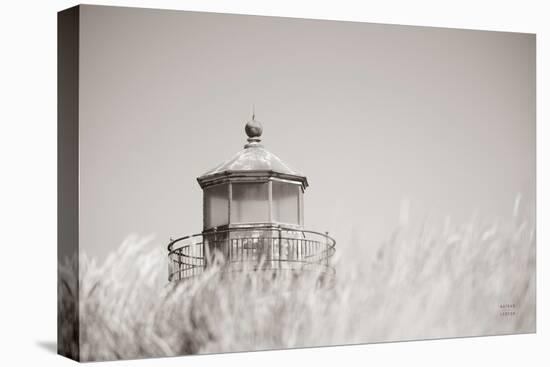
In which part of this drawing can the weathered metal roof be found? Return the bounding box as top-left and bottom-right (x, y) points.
(201, 144), (303, 177)
(197, 116), (308, 189)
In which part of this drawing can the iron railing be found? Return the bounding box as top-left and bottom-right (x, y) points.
(167, 225), (336, 281)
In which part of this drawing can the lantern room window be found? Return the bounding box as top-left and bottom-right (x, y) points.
(231, 182), (269, 223)
(272, 180), (301, 225)
(204, 183), (229, 228)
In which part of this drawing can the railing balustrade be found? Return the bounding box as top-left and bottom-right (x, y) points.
(168, 226), (335, 281)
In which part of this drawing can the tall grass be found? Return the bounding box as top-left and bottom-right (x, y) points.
(59, 203), (535, 362)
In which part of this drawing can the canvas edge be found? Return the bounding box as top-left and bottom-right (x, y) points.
(57, 4), (81, 362)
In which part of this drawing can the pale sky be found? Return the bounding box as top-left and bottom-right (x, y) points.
(78, 5), (535, 261)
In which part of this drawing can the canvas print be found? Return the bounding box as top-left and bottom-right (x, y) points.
(57, 5), (536, 362)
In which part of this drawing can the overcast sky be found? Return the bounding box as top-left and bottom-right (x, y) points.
(78, 5), (535, 261)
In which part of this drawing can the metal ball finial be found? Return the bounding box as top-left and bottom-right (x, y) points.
(245, 118), (262, 139)
(244, 108), (263, 147)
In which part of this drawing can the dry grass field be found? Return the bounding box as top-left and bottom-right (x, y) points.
(59, 200), (535, 362)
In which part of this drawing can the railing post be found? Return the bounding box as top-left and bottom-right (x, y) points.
(168, 256), (172, 282)
(168, 238), (171, 281)
(325, 231), (329, 266)
(212, 226), (217, 266)
(278, 225), (282, 269)
(178, 251), (182, 280)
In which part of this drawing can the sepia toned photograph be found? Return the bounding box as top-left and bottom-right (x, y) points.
(58, 4), (535, 362)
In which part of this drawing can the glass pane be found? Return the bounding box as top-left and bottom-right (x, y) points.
(204, 183), (228, 228)
(231, 183), (269, 223)
(272, 181), (299, 224)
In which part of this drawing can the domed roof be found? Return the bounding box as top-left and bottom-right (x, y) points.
(197, 115), (308, 189)
(202, 144), (302, 176)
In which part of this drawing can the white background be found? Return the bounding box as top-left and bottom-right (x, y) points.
(0, 0), (547, 365)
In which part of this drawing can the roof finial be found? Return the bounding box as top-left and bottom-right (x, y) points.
(244, 107), (263, 148)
